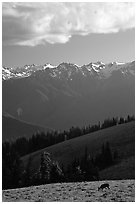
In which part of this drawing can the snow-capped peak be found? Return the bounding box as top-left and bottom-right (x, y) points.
(92, 66), (100, 73)
(2, 61), (135, 81)
(43, 63), (56, 69)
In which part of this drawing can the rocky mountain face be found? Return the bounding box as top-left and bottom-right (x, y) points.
(2, 61), (134, 81)
(2, 61), (135, 130)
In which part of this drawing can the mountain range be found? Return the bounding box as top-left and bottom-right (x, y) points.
(2, 61), (134, 81)
(2, 61), (135, 134)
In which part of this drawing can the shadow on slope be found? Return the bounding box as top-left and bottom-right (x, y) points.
(22, 121), (135, 179)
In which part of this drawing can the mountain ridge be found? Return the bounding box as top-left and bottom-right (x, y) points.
(2, 113), (54, 142)
(2, 60), (135, 81)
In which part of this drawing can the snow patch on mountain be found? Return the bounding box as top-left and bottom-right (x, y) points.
(2, 61), (135, 81)
(43, 64), (56, 69)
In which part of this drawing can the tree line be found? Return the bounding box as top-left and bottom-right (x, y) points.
(2, 115), (134, 189)
(3, 114), (134, 157)
(3, 141), (117, 189)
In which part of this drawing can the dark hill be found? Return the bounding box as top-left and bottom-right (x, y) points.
(22, 121), (135, 179)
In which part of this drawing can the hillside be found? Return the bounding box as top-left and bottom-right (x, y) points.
(2, 179), (135, 202)
(2, 114), (52, 142)
(22, 121), (135, 179)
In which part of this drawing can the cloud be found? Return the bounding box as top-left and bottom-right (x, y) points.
(2, 2), (135, 46)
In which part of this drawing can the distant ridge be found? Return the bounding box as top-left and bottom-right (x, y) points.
(2, 61), (135, 80)
(2, 113), (53, 142)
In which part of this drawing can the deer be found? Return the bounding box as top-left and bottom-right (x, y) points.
(98, 183), (110, 191)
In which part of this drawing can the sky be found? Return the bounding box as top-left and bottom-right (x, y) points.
(2, 2), (135, 67)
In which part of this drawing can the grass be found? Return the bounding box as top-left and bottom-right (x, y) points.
(2, 180), (135, 202)
(100, 156), (135, 180)
(22, 121), (135, 179)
